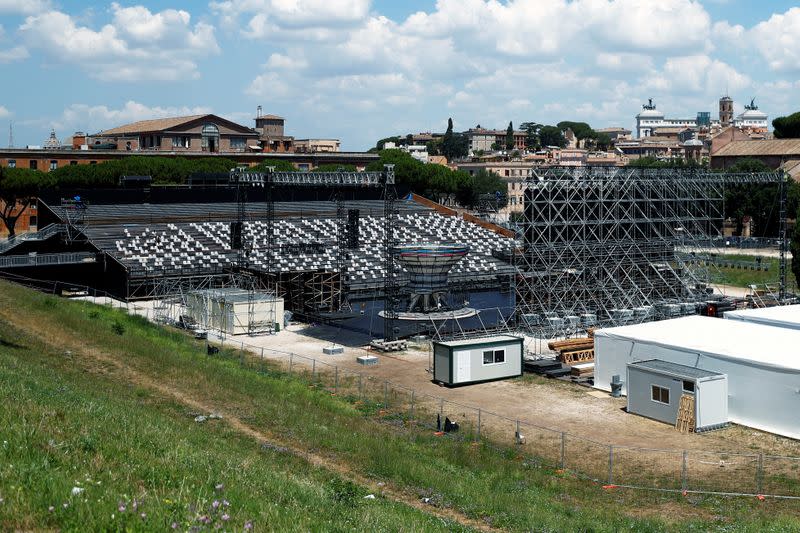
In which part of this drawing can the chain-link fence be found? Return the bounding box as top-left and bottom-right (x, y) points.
(5, 273), (800, 500)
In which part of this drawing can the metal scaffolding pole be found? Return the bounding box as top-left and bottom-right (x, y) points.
(514, 167), (786, 336)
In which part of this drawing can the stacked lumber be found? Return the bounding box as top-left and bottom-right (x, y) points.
(548, 337), (595, 365)
(548, 338), (593, 352)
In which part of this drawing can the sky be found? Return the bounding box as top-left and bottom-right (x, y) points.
(1, 0), (799, 150)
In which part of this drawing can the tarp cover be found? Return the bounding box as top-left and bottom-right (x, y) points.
(594, 315), (800, 439)
(724, 304), (800, 331)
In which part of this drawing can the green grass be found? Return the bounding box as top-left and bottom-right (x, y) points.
(706, 254), (791, 289)
(0, 319), (464, 532)
(1, 280), (800, 531)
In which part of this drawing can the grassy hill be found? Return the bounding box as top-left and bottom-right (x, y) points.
(1, 279), (799, 531)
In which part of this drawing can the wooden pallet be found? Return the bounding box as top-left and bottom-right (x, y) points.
(560, 348), (595, 365)
(675, 394), (696, 433)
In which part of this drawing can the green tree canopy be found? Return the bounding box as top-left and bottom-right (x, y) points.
(772, 111), (800, 139)
(556, 121), (595, 140)
(594, 132), (612, 151)
(519, 122), (541, 151)
(538, 125), (567, 148)
(366, 149), (486, 207)
(48, 156), (241, 187)
(0, 167), (52, 237)
(440, 118), (469, 161)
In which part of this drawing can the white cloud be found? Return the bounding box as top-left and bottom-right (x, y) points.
(0, 45), (28, 63)
(596, 53), (654, 72)
(19, 4), (219, 81)
(0, 0), (50, 15)
(645, 55), (751, 94)
(0, 105), (10, 118)
(55, 101), (213, 134)
(211, 0), (370, 37)
(750, 7), (800, 72)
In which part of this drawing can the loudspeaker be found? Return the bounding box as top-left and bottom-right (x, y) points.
(346, 209), (360, 249)
(230, 221), (243, 249)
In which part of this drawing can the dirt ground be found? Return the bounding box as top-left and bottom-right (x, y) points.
(238, 322), (800, 458)
(88, 296), (800, 460)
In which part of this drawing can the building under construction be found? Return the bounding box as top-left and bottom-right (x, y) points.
(0, 166), (789, 341)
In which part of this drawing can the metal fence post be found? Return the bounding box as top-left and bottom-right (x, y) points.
(608, 445), (614, 485)
(757, 453), (764, 494)
(681, 451), (688, 491)
(560, 432), (566, 469)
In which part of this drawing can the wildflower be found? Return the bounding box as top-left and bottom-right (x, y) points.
(221, 513), (230, 521)
(71, 487), (84, 496)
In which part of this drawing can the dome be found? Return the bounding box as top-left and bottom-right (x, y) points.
(637, 108), (664, 119)
(637, 98), (663, 120)
(738, 108), (767, 120)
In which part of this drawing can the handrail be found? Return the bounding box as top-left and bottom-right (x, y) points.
(0, 224), (66, 254)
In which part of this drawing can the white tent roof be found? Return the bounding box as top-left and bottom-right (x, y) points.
(724, 305), (800, 330)
(594, 316), (800, 372)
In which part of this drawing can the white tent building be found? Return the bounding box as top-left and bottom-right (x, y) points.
(724, 305), (800, 331)
(594, 316), (800, 439)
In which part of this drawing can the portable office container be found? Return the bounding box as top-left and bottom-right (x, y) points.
(433, 335), (523, 386)
(626, 359), (728, 431)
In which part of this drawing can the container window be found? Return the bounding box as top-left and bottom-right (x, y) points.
(651, 385), (670, 405)
(483, 349), (505, 365)
(682, 380), (695, 393)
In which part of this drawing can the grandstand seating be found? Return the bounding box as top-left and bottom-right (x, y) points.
(83, 201), (514, 288)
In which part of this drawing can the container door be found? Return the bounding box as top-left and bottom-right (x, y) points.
(456, 350), (471, 383)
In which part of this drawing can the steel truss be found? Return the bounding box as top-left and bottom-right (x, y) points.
(229, 165), (399, 338)
(515, 167), (786, 334)
(149, 271), (275, 336)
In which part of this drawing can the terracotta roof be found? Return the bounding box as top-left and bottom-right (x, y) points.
(96, 115), (208, 135)
(713, 139), (800, 157)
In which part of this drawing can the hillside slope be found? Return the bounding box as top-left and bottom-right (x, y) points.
(0, 280), (798, 531)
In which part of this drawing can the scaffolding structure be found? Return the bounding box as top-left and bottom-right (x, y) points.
(150, 271), (277, 336)
(229, 165), (399, 339)
(514, 167), (786, 335)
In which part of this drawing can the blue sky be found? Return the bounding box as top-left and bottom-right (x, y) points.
(1, 0), (799, 150)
